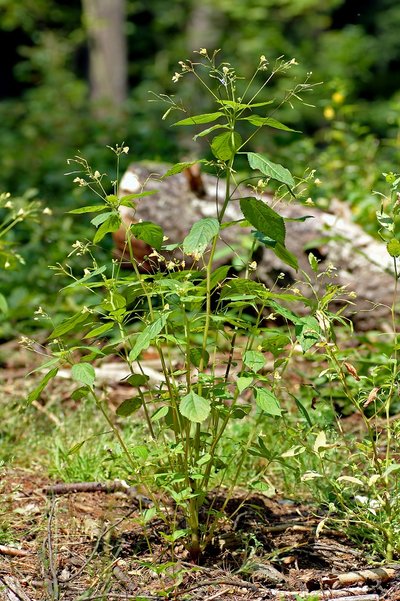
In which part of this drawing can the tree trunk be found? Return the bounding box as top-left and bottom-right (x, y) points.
(82, 0), (127, 117)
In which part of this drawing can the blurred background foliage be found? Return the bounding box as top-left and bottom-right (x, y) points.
(0, 0), (400, 338)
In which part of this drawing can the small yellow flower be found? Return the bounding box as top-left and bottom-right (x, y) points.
(332, 92), (344, 104)
(323, 106), (335, 120)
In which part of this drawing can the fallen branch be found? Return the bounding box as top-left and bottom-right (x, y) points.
(321, 567), (396, 588)
(0, 545), (30, 558)
(42, 479), (152, 506)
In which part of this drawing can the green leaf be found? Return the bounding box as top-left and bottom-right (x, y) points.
(247, 152), (295, 187)
(254, 388), (282, 416)
(179, 391), (211, 423)
(376, 211), (394, 232)
(243, 350), (265, 373)
(68, 204), (107, 214)
(116, 397), (142, 417)
(151, 406), (169, 421)
(270, 240), (298, 270)
(84, 322), (114, 339)
(27, 367), (58, 403)
(0, 293), (8, 313)
(93, 213), (121, 244)
(91, 211), (113, 227)
(387, 238), (400, 257)
(129, 312), (170, 361)
(295, 316), (321, 352)
(126, 373), (150, 386)
(131, 221), (164, 251)
(240, 116), (300, 132)
(216, 99), (274, 109)
(240, 197), (286, 245)
(173, 112), (224, 126)
(193, 124), (229, 140)
(119, 190), (156, 203)
(71, 386), (90, 401)
(209, 265), (230, 289)
(62, 265), (107, 290)
(211, 131), (242, 161)
(71, 363), (96, 387)
(237, 376), (253, 393)
(49, 310), (91, 339)
(183, 218), (219, 257)
(161, 161), (205, 178)
(189, 348), (210, 368)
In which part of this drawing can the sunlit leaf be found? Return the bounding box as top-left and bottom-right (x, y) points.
(247, 152), (295, 187)
(179, 391), (211, 422)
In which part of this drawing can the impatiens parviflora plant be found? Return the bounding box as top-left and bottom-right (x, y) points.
(27, 51), (319, 562)
(283, 171), (400, 561)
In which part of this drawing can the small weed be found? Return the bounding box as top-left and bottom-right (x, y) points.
(28, 50), (319, 562)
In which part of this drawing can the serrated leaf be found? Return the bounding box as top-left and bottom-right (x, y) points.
(71, 363), (96, 387)
(27, 367), (59, 403)
(129, 312), (170, 361)
(93, 213), (121, 244)
(254, 388), (282, 416)
(173, 112), (224, 126)
(243, 350), (265, 373)
(0, 293), (8, 313)
(84, 322), (114, 339)
(240, 115), (300, 132)
(211, 131), (242, 161)
(183, 218), (219, 257)
(240, 197), (286, 245)
(179, 391), (211, 423)
(116, 397), (142, 417)
(68, 204), (107, 214)
(247, 152), (295, 187)
(131, 221), (163, 251)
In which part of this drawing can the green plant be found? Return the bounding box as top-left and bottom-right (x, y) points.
(284, 171), (400, 560)
(28, 50), (318, 562)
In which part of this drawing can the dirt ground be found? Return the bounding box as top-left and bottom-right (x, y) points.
(1, 466), (400, 601)
(1, 339), (400, 600)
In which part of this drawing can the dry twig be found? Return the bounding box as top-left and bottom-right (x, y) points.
(0, 545), (30, 558)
